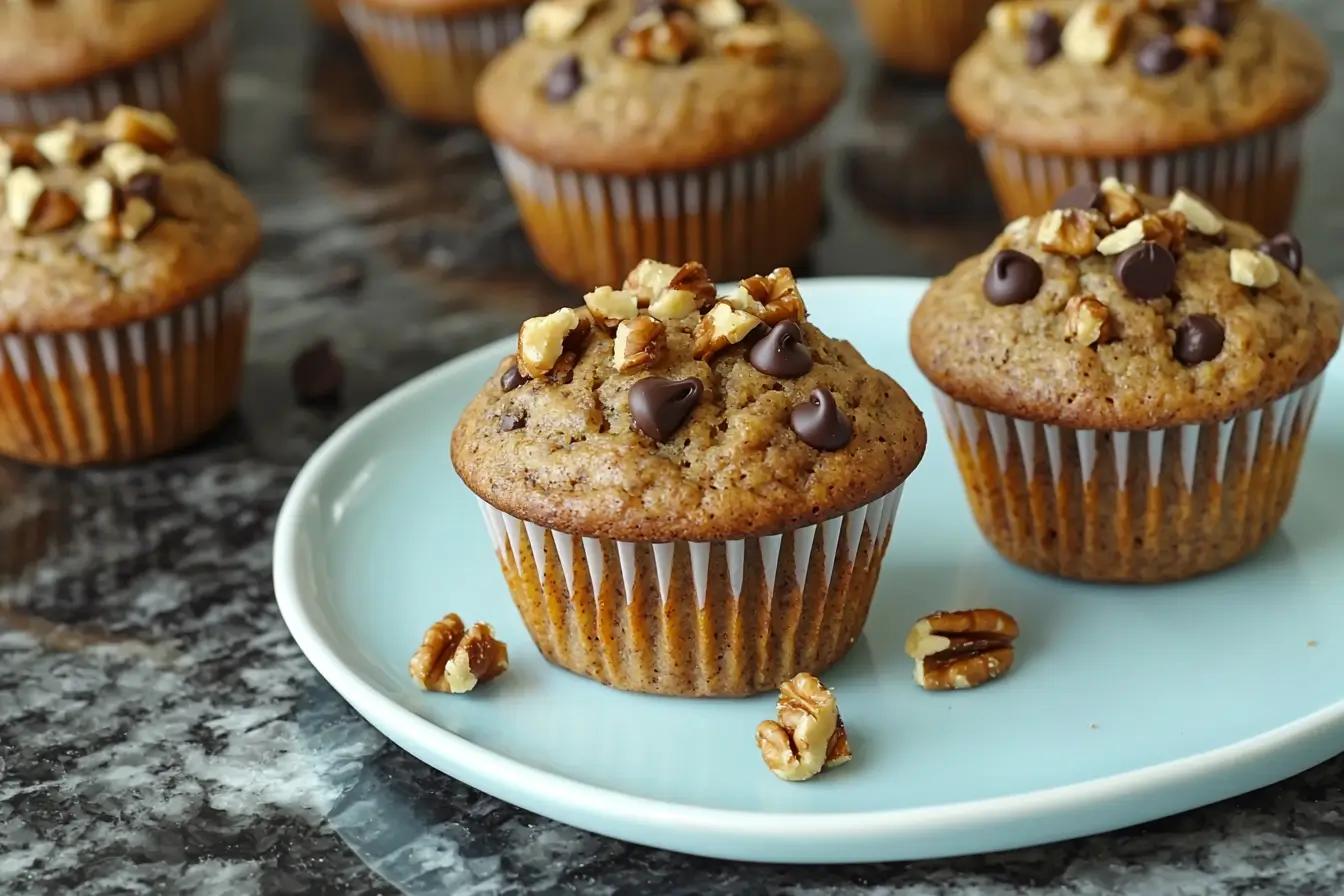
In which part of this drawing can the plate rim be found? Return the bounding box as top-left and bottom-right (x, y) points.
(273, 276), (1344, 856)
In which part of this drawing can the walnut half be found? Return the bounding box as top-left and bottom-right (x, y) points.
(408, 613), (510, 694)
(905, 608), (1019, 691)
(756, 673), (851, 782)
(1064, 294), (1117, 347)
(692, 301), (761, 360)
(735, 267), (806, 324)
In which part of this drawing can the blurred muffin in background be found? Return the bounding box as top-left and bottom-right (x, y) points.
(307, 0), (348, 30)
(0, 0), (228, 157)
(853, 0), (996, 77)
(342, 0), (529, 125)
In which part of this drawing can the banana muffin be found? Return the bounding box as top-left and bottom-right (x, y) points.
(854, 0), (995, 76)
(453, 260), (927, 696)
(911, 180), (1342, 582)
(950, 0), (1331, 234)
(0, 107), (259, 466)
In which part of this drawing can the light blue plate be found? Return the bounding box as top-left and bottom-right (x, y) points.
(274, 278), (1344, 864)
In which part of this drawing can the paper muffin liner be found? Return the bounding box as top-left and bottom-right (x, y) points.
(977, 122), (1306, 236)
(492, 130), (826, 288)
(475, 483), (905, 697)
(853, 0), (996, 76)
(341, 1), (525, 124)
(0, 284), (251, 467)
(0, 13), (228, 157)
(931, 376), (1325, 583)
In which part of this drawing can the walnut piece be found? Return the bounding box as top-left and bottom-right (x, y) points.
(1038, 208), (1108, 257)
(408, 614), (510, 694)
(715, 22), (782, 63)
(102, 141), (163, 185)
(755, 673), (851, 782)
(905, 608), (1019, 691)
(1168, 189), (1223, 236)
(27, 189), (80, 235)
(624, 259), (716, 321)
(584, 286), (639, 329)
(517, 307), (590, 379)
(986, 1), (1037, 37)
(119, 196), (157, 241)
(1230, 248), (1280, 289)
(613, 315), (666, 372)
(0, 135), (41, 178)
(83, 178), (118, 223)
(103, 106), (179, 154)
(1175, 24), (1222, 59)
(1097, 212), (1186, 256)
(736, 267), (806, 324)
(4, 168), (44, 229)
(616, 8), (700, 64)
(1064, 294), (1117, 347)
(691, 0), (745, 29)
(1061, 0), (1127, 65)
(523, 0), (595, 41)
(692, 301), (761, 360)
(34, 122), (85, 167)
(1098, 177), (1142, 227)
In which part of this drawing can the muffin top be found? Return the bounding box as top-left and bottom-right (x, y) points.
(354, 0), (532, 13)
(949, 0), (1330, 155)
(0, 0), (222, 91)
(474, 0), (843, 173)
(911, 180), (1343, 430)
(0, 107), (260, 334)
(452, 261), (926, 541)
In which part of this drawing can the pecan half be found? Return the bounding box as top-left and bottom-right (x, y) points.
(905, 609), (1019, 691)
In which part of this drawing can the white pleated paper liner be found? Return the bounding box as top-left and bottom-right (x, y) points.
(475, 482), (904, 697)
(0, 12), (229, 157)
(490, 127), (827, 288)
(341, 1), (525, 124)
(931, 376), (1325, 583)
(0, 284), (251, 467)
(977, 121), (1306, 236)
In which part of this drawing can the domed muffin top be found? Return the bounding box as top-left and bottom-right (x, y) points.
(452, 260), (927, 541)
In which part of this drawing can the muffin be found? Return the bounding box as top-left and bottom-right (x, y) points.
(911, 180), (1342, 582)
(475, 0), (843, 289)
(341, 0), (528, 124)
(854, 0), (995, 77)
(307, 0), (347, 29)
(0, 1), (228, 157)
(0, 107), (260, 466)
(949, 0), (1330, 235)
(453, 260), (926, 696)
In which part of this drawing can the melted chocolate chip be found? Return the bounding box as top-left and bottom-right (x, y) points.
(790, 388), (852, 451)
(1025, 11), (1062, 67)
(500, 363), (525, 392)
(983, 249), (1044, 307)
(1186, 0), (1233, 36)
(1053, 183), (1105, 212)
(124, 171), (162, 206)
(630, 377), (703, 442)
(544, 54), (583, 104)
(1174, 315), (1225, 366)
(500, 413), (526, 432)
(1136, 35), (1187, 77)
(748, 321), (813, 378)
(1258, 233), (1303, 276)
(1114, 241), (1177, 299)
(291, 339), (344, 407)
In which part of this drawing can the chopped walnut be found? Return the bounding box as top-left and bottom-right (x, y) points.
(82, 178), (119, 223)
(756, 673), (851, 782)
(715, 22), (782, 63)
(905, 609), (1019, 691)
(119, 196), (157, 241)
(736, 267), (806, 324)
(986, 1), (1037, 37)
(103, 106), (179, 154)
(1061, 0), (1128, 65)
(613, 315), (666, 372)
(1168, 189), (1223, 236)
(692, 302), (761, 360)
(33, 122), (85, 167)
(523, 0), (596, 41)
(1064, 294), (1117, 347)
(102, 141), (163, 185)
(0, 135), (41, 178)
(1098, 177), (1143, 227)
(26, 189), (80, 235)
(4, 168), (44, 229)
(1175, 24), (1222, 59)
(1038, 208), (1109, 257)
(1230, 248), (1280, 289)
(624, 259), (716, 320)
(517, 307), (591, 379)
(408, 614), (510, 694)
(691, 0), (745, 29)
(616, 8), (700, 64)
(1097, 212), (1185, 256)
(584, 286), (640, 329)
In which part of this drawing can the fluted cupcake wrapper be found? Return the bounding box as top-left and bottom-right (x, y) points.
(0, 12), (229, 157)
(932, 377), (1325, 583)
(341, 1), (525, 124)
(491, 130), (827, 288)
(0, 285), (251, 467)
(853, 0), (996, 76)
(475, 484), (904, 697)
(977, 122), (1306, 236)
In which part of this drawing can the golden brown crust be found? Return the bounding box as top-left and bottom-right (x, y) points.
(949, 2), (1331, 157)
(474, 0), (843, 174)
(353, 0), (529, 13)
(0, 0), (223, 92)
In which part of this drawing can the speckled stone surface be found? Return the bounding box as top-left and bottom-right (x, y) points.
(3, 1), (1344, 893)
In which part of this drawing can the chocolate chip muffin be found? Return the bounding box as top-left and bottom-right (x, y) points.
(453, 260), (927, 696)
(853, 0), (996, 76)
(0, 1), (228, 156)
(950, 0), (1331, 234)
(911, 180), (1342, 582)
(475, 0), (843, 288)
(0, 107), (259, 466)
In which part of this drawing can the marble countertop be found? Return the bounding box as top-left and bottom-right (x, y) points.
(4, 1), (1344, 893)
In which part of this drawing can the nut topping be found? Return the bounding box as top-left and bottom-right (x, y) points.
(1098, 177), (1142, 227)
(26, 188), (80, 235)
(623, 259), (716, 318)
(692, 301), (761, 360)
(584, 286), (640, 329)
(1174, 24), (1222, 59)
(692, 0), (745, 29)
(1229, 248), (1280, 289)
(986, 1), (1036, 37)
(4, 167), (44, 229)
(517, 307), (591, 379)
(1060, 0), (1127, 65)
(118, 196), (157, 241)
(905, 609), (1019, 691)
(103, 105), (179, 154)
(1168, 189), (1223, 236)
(82, 177), (118, 222)
(613, 315), (667, 372)
(523, 0), (596, 40)
(34, 122), (85, 167)
(735, 267), (806, 324)
(408, 614), (510, 694)
(715, 22), (782, 63)
(1038, 208), (1109, 257)
(755, 673), (851, 782)
(101, 141), (163, 185)
(1064, 294), (1117, 347)
(616, 7), (700, 64)
(1096, 218), (1146, 256)
(1097, 212), (1186, 256)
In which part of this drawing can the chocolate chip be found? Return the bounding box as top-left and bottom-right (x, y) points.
(748, 321), (813, 378)
(291, 339), (344, 407)
(983, 249), (1044, 307)
(790, 388), (852, 451)
(1258, 233), (1303, 276)
(1174, 315), (1225, 366)
(1135, 35), (1187, 77)
(1114, 241), (1177, 299)
(629, 376), (703, 441)
(1053, 183), (1104, 212)
(544, 54), (583, 104)
(124, 171), (162, 205)
(1025, 11), (1062, 67)
(1186, 0), (1233, 36)
(500, 363), (525, 392)
(500, 413), (526, 431)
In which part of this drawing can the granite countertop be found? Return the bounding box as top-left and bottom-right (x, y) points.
(4, 1), (1344, 893)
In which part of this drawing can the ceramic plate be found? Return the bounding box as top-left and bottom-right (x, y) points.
(273, 278), (1344, 863)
